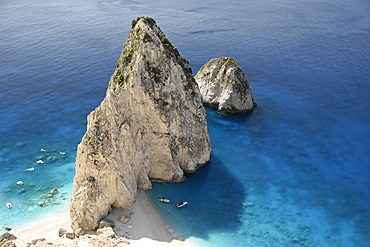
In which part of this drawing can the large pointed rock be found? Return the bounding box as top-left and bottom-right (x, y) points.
(70, 17), (211, 230)
(195, 57), (256, 113)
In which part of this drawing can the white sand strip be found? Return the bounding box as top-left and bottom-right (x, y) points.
(13, 211), (71, 246)
(12, 190), (193, 246)
(111, 190), (192, 246)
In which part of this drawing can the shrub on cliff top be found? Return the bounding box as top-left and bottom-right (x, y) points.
(132, 17), (156, 29)
(161, 36), (172, 46)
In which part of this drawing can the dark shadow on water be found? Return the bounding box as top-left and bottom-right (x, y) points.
(147, 154), (246, 241)
(205, 106), (256, 124)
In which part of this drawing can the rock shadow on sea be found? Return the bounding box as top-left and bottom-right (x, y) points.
(148, 154), (246, 241)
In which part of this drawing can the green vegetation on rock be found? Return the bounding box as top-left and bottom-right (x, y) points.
(135, 25), (142, 33)
(121, 47), (134, 65)
(129, 17), (193, 85)
(223, 57), (238, 68)
(114, 74), (124, 85)
(161, 36), (171, 46)
(132, 17), (156, 29)
(114, 73), (129, 86)
(177, 56), (187, 68)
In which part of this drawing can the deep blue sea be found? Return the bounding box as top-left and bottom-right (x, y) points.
(1, 0), (369, 246)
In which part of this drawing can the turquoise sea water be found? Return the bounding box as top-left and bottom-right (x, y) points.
(1, 0), (369, 246)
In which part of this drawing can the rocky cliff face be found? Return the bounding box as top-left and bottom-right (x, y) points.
(194, 57), (255, 113)
(70, 17), (211, 231)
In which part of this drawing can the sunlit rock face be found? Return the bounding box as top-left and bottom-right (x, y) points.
(70, 17), (211, 231)
(195, 57), (256, 113)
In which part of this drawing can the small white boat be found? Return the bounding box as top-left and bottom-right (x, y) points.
(176, 201), (188, 208)
(40, 148), (46, 152)
(59, 151), (66, 155)
(36, 160), (44, 164)
(26, 167), (35, 171)
(159, 197), (170, 203)
(6, 203), (12, 208)
(16, 181), (24, 185)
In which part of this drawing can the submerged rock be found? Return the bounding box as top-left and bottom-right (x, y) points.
(70, 17), (211, 230)
(17, 188), (26, 194)
(195, 57), (256, 113)
(15, 142), (26, 148)
(49, 189), (58, 195)
(39, 194), (53, 198)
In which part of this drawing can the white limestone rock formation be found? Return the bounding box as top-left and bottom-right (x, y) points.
(70, 17), (211, 230)
(194, 57), (256, 113)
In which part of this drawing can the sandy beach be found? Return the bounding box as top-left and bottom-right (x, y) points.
(12, 190), (193, 246)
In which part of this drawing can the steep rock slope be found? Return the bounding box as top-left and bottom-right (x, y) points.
(195, 57), (255, 113)
(70, 17), (211, 230)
